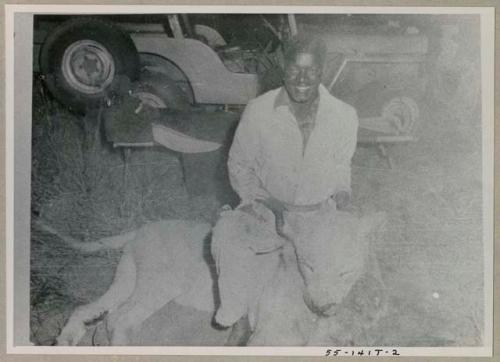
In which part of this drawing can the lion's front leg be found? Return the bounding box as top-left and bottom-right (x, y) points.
(57, 251), (136, 346)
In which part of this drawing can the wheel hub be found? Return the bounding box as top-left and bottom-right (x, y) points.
(62, 40), (115, 94)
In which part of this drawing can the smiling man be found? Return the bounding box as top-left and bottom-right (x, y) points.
(212, 35), (359, 345)
(228, 35), (358, 210)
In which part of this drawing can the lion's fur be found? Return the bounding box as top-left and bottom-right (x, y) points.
(38, 219), (214, 346)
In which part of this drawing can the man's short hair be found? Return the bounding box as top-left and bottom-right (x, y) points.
(283, 34), (327, 67)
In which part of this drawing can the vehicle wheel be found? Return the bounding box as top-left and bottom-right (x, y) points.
(381, 96), (420, 134)
(40, 17), (140, 113)
(131, 71), (192, 111)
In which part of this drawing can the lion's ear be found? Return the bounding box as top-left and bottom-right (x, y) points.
(359, 212), (387, 236)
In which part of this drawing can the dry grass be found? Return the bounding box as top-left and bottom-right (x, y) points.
(350, 61), (483, 346)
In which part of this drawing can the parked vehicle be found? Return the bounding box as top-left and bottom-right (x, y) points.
(35, 13), (428, 166)
(35, 14), (426, 107)
(35, 14), (285, 112)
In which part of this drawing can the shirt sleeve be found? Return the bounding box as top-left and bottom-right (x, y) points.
(227, 102), (270, 204)
(334, 108), (359, 195)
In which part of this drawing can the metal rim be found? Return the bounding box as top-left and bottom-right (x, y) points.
(382, 96), (419, 133)
(61, 40), (115, 94)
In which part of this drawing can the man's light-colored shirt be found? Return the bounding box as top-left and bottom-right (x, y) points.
(228, 84), (358, 206)
(274, 87), (320, 149)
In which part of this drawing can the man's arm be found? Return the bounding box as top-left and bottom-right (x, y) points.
(333, 108), (359, 209)
(228, 103), (270, 205)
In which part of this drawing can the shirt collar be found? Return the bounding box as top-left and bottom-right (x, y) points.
(273, 87), (290, 109)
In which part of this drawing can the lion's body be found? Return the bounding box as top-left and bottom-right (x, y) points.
(39, 208), (386, 346)
(53, 219), (214, 346)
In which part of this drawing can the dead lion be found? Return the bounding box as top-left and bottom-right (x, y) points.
(35, 213), (283, 346)
(36, 206), (385, 346)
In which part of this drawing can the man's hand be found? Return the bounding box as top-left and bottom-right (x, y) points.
(255, 196), (287, 237)
(334, 191), (351, 210)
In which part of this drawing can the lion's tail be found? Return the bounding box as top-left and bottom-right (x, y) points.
(34, 219), (137, 253)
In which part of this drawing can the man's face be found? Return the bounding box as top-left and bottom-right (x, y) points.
(284, 52), (322, 103)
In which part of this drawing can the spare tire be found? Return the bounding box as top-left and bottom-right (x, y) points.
(40, 17), (139, 113)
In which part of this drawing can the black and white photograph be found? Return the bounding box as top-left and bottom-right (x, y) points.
(5, 5), (494, 357)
